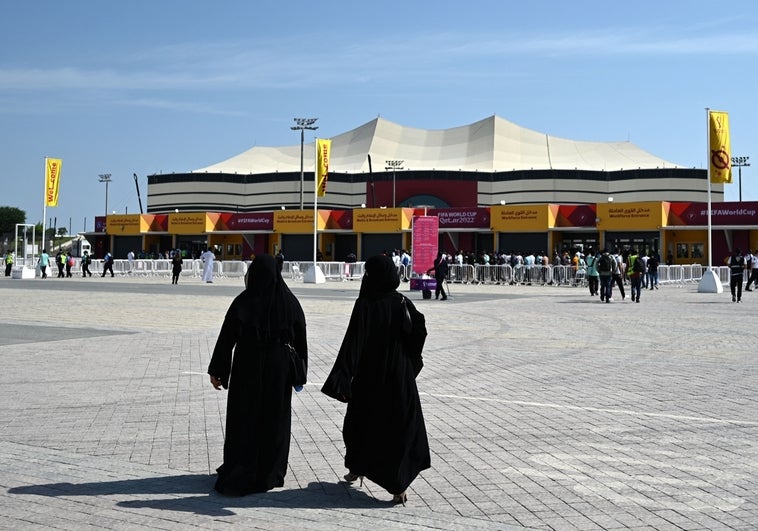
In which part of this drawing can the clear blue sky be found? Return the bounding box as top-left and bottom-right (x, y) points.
(2, 1), (757, 234)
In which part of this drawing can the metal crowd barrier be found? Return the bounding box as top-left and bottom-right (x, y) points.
(16, 258), (746, 288)
(287, 261), (366, 282)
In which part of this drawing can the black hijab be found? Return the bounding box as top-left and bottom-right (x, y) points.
(359, 255), (400, 300)
(242, 254), (298, 339)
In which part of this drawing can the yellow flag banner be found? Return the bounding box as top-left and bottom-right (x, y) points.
(316, 138), (331, 197)
(709, 111), (731, 184)
(45, 158), (62, 206)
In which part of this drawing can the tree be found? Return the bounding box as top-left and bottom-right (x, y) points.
(0, 206), (26, 235)
(57, 227), (68, 237)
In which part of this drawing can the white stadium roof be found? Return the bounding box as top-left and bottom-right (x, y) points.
(193, 115), (681, 175)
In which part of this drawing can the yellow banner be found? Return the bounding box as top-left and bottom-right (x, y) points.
(168, 212), (208, 234)
(353, 208), (409, 233)
(709, 111), (732, 184)
(596, 201), (665, 231)
(316, 138), (331, 197)
(105, 214), (144, 235)
(274, 210), (326, 233)
(490, 205), (551, 232)
(45, 158), (62, 207)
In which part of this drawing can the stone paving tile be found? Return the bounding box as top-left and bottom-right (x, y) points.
(1, 275), (757, 529)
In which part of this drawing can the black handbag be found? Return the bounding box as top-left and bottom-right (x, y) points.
(284, 343), (307, 387)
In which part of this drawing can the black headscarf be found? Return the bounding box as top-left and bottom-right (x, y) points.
(241, 254), (298, 339)
(359, 255), (400, 300)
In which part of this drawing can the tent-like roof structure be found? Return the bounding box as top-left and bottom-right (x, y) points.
(193, 115), (681, 175)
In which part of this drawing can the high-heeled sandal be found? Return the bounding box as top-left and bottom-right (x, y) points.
(343, 472), (364, 486)
(391, 492), (407, 506)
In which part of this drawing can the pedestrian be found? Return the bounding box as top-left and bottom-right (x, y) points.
(4, 251), (14, 276)
(38, 249), (50, 279)
(728, 248), (745, 303)
(628, 249), (644, 303)
(745, 250), (758, 292)
(201, 247), (215, 283)
(322, 254), (430, 505)
(585, 248), (599, 296)
(428, 251), (449, 300)
(208, 254), (308, 495)
(56, 251), (65, 278)
(171, 249), (183, 284)
(647, 253), (659, 290)
(127, 250), (135, 274)
(596, 249), (615, 303)
(611, 248), (627, 301)
(640, 253), (649, 289)
(101, 251), (114, 277)
(81, 251), (92, 277)
(65, 252), (74, 278)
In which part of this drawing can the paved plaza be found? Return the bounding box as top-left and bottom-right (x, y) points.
(0, 272), (756, 530)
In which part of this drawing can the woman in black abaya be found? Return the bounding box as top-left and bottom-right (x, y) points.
(322, 254), (430, 504)
(208, 254), (307, 495)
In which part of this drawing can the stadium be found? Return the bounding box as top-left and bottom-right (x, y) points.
(147, 115), (712, 214)
(84, 115), (753, 264)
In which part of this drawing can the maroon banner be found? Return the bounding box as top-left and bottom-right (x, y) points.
(668, 201), (758, 226)
(411, 216), (439, 277)
(428, 207), (490, 229)
(220, 212), (274, 231)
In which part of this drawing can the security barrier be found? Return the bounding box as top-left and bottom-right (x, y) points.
(25, 258), (745, 288)
(220, 260), (248, 279)
(289, 261), (366, 281)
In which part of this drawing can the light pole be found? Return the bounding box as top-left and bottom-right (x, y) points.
(98, 174), (112, 217)
(385, 160), (404, 207)
(291, 118), (318, 210)
(731, 156), (750, 202)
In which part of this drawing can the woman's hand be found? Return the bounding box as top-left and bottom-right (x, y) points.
(210, 375), (224, 390)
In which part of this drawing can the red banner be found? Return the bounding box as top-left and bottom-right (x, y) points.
(411, 216), (439, 276)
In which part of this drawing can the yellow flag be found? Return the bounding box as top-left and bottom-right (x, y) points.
(708, 111), (731, 184)
(316, 138), (331, 197)
(45, 158), (62, 206)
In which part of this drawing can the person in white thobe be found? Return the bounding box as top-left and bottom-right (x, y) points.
(201, 249), (215, 283)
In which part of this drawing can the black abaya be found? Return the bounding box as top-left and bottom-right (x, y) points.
(208, 255), (307, 495)
(322, 255), (430, 495)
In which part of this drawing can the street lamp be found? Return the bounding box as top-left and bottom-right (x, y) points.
(385, 160), (404, 207)
(731, 156), (750, 202)
(291, 118), (319, 210)
(98, 174), (112, 217)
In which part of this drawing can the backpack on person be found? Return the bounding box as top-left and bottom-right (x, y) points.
(597, 254), (612, 273)
(632, 256), (644, 274)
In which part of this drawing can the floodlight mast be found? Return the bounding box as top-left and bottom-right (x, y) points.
(385, 160), (404, 208)
(291, 118), (319, 210)
(98, 174), (112, 217)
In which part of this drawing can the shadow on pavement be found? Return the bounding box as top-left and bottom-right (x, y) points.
(9, 475), (389, 516)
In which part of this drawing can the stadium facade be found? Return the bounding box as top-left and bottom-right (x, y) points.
(84, 115), (754, 264)
(147, 115), (716, 213)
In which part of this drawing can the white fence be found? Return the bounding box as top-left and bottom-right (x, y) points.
(414, 263), (741, 288)
(12, 257), (751, 288)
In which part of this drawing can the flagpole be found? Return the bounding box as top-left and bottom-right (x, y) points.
(304, 138), (325, 284)
(42, 157), (48, 257)
(313, 150), (318, 266)
(706, 108), (713, 271)
(698, 107), (723, 293)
